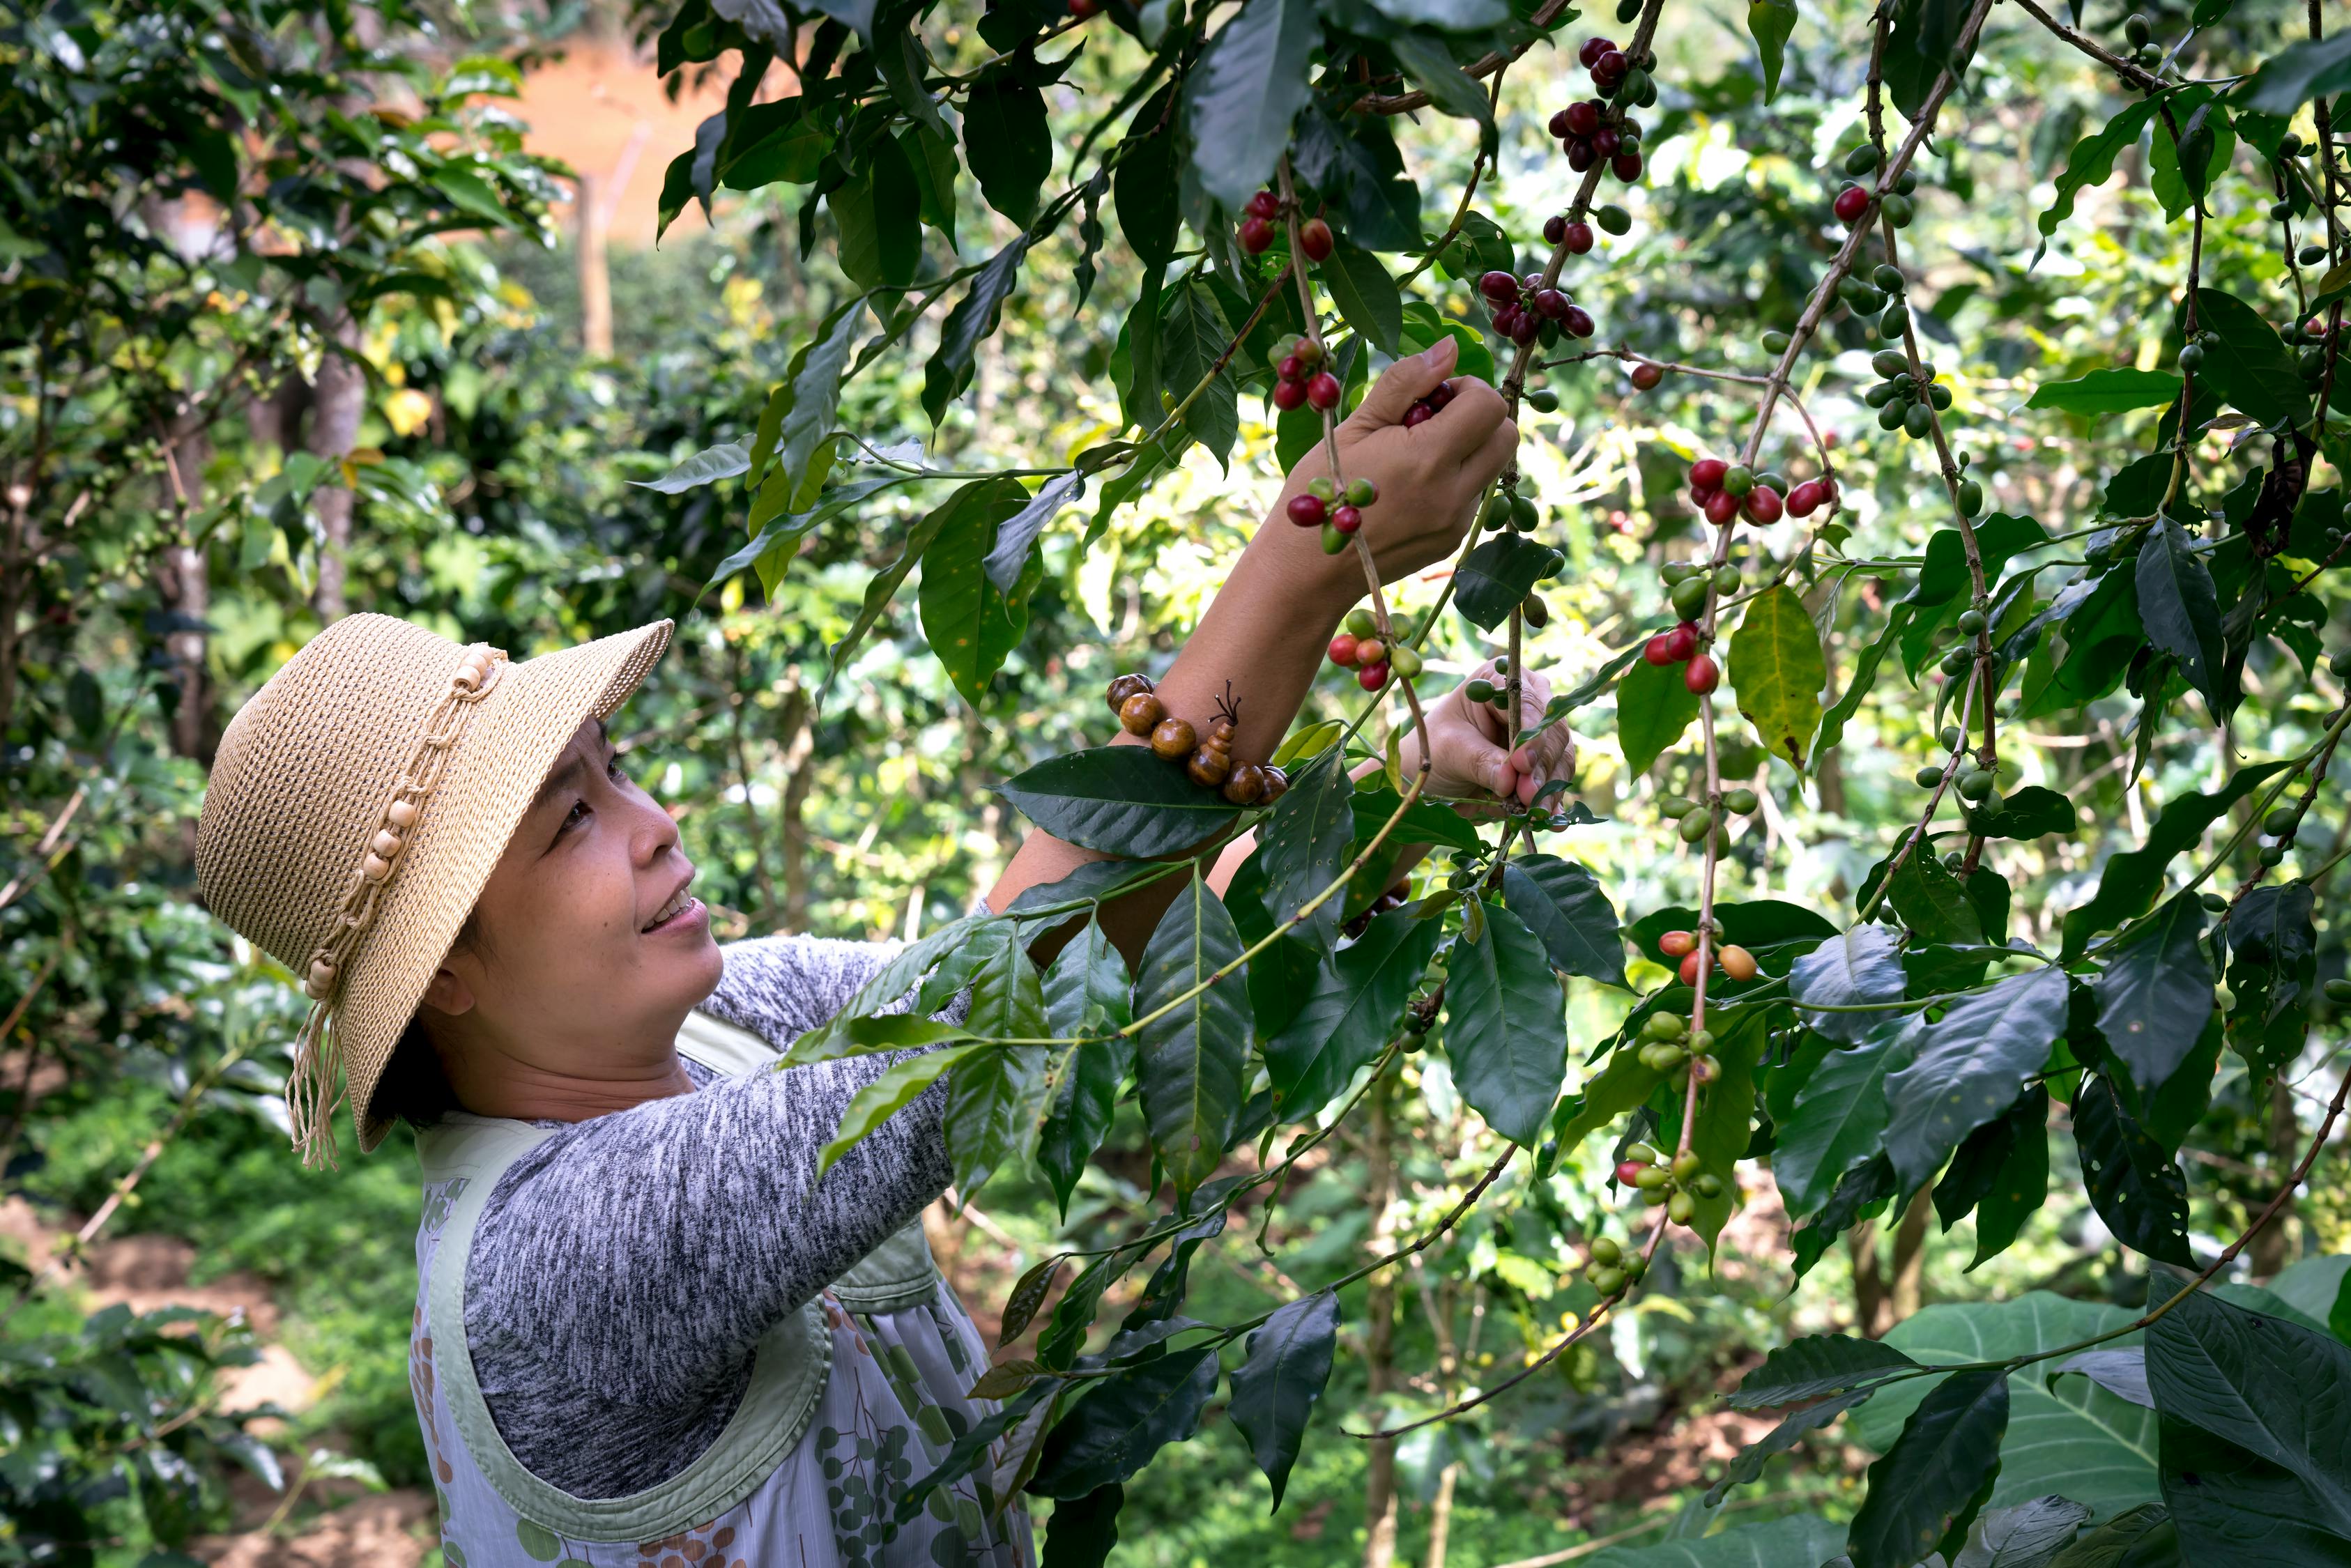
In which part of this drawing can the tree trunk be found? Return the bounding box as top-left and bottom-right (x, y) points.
(0, 474), (26, 745)
(1423, 1464), (1459, 1568)
(1848, 1217), (1887, 1338)
(156, 424), (217, 762)
(2250, 1074), (2299, 1277)
(578, 172), (613, 358)
(307, 315), (366, 620)
(772, 686), (815, 932)
(1361, 1076), (1401, 1568)
(1887, 1189), (1933, 1324)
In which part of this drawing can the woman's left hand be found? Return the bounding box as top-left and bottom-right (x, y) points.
(1398, 660), (1578, 819)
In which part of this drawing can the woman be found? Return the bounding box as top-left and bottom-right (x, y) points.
(192, 335), (1575, 1566)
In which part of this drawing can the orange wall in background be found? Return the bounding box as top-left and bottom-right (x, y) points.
(513, 36), (749, 247)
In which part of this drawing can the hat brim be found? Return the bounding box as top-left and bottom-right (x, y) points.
(332, 618), (674, 1153)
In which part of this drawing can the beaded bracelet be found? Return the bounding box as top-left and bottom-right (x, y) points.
(1104, 675), (1289, 806)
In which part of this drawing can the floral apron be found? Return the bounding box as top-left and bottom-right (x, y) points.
(407, 1010), (1037, 1567)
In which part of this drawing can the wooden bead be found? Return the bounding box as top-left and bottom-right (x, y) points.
(1149, 718), (1196, 760)
(1221, 764), (1265, 805)
(386, 799), (419, 828)
(305, 958), (337, 998)
(1119, 693), (1165, 737)
(362, 852), (392, 881)
(371, 829), (403, 858)
(1186, 748), (1232, 787)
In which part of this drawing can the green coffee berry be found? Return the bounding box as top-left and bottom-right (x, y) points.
(1722, 465), (1756, 497)
(1844, 143), (1882, 176)
(1957, 608), (1987, 636)
(1873, 263), (1906, 294)
(1904, 402), (1932, 438)
(1590, 1235), (1625, 1266)
(1883, 193), (1915, 226)
(2179, 343), (2205, 372)
(1724, 787), (1759, 814)
(1590, 1265), (1628, 1294)
(1938, 724), (1961, 749)
(2200, 892), (2229, 914)
(1598, 204), (1632, 236)
(2265, 806), (2299, 836)
(1871, 349), (1911, 379)
(2325, 978), (2351, 1004)
(1656, 793), (1697, 819)
(1678, 806), (1715, 843)
(1915, 764), (1946, 788)
(1762, 330), (1792, 354)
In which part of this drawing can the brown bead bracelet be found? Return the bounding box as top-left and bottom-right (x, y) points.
(1103, 675), (1289, 806)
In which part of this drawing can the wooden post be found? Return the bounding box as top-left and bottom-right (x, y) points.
(578, 172), (612, 358)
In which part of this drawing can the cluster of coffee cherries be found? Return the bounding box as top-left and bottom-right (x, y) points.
(1656, 926), (1759, 985)
(1575, 33), (1659, 109)
(1290, 470), (1381, 558)
(1474, 489), (1568, 620)
(2291, 316), (2337, 388)
(1915, 720), (2003, 820)
(1831, 144), (1921, 229)
(1579, 1233), (1646, 1296)
(1654, 786), (1761, 857)
(1835, 262), (1916, 346)
(1549, 91), (1646, 184)
(1236, 190), (1333, 261)
(1479, 268), (1595, 348)
(1268, 334), (1343, 414)
(1107, 675), (1290, 805)
(1326, 606), (1424, 692)
(1644, 562), (1728, 691)
(1687, 456), (1818, 530)
(1463, 652), (1526, 710)
(1402, 378), (1460, 429)
(1613, 1129), (1728, 1229)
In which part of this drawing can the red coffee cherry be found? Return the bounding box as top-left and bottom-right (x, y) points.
(1239, 215), (1274, 253)
(1511, 310), (1544, 344)
(1544, 213), (1568, 244)
(1272, 378), (1307, 411)
(1287, 493), (1327, 527)
(1832, 185), (1871, 222)
(1662, 621), (1699, 661)
(1578, 36), (1614, 67)
(1689, 458), (1729, 489)
(1299, 218), (1334, 261)
(1246, 190), (1280, 220)
(1613, 152), (1645, 182)
(1616, 1159), (1647, 1185)
(1403, 402), (1434, 429)
(1595, 49), (1628, 77)
(1564, 221), (1594, 254)
(1593, 125), (1621, 157)
(1328, 633), (1360, 666)
(1548, 108), (1576, 138)
(1566, 139), (1597, 173)
(1685, 654), (1721, 694)
(1305, 371), (1342, 410)
(1358, 661), (1391, 691)
(1479, 269), (1519, 305)
(1069, 0), (1099, 15)
(1565, 100), (1603, 138)
(1659, 929), (1698, 957)
(1332, 503), (1363, 534)
(1744, 485), (1784, 523)
(1631, 362), (1664, 390)
(1644, 632), (1678, 666)
(1703, 489), (1740, 525)
(1563, 305), (1595, 338)
(1785, 480), (1826, 518)
(1533, 288), (1570, 320)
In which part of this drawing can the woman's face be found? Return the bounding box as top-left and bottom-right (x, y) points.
(420, 717), (723, 1071)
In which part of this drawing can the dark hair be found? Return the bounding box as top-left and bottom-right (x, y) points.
(369, 908), (487, 1130)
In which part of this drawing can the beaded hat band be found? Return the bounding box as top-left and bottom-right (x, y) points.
(195, 613), (675, 1165)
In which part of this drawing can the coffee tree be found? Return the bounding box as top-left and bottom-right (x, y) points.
(642, 0), (2351, 1561)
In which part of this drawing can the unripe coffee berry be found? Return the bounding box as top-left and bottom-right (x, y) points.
(1388, 645), (1423, 679)
(1590, 1236), (1623, 1267)
(1345, 476), (1379, 507)
(1308, 475), (1338, 502)
(1719, 944), (1758, 981)
(1660, 929), (1697, 957)
(1355, 638), (1386, 668)
(1597, 204), (1632, 236)
(1724, 787), (1758, 814)
(1345, 607), (1378, 638)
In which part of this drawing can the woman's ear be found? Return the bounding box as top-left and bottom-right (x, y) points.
(420, 964), (477, 1017)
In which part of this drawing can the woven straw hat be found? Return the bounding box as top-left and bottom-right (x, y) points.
(196, 613), (674, 1163)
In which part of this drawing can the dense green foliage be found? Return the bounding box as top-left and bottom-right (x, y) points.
(8, 0), (2351, 1562)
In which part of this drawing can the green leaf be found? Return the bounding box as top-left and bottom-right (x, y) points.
(1323, 234), (1403, 357)
(1113, 86), (1182, 266)
(1970, 785), (2079, 841)
(944, 1043), (1049, 1201)
(2192, 287), (2309, 430)
(2036, 100), (2158, 256)
(2061, 761), (2290, 957)
(1818, 602), (1916, 760)
(919, 475), (1038, 706)
(1036, 920), (1133, 1216)
(1549, 1045), (1668, 1150)
(824, 480), (972, 694)
(1587, 1516), (1846, 1568)
(1683, 1011), (1761, 1252)
(2145, 1280), (2351, 1551)
(816, 1044), (988, 1176)
(2093, 894), (2214, 1102)
(631, 442), (749, 493)
(1040, 1483), (1124, 1567)
(1349, 783), (1488, 853)
(1747, 0), (1799, 100)
(984, 470), (1085, 593)
(430, 163), (513, 226)
(1262, 755), (1365, 953)
(1931, 1085), (2048, 1268)
(721, 101), (834, 191)
(1187, 0), (1319, 208)
(1773, 1020), (1914, 1218)
(1267, 909), (1441, 1122)
(1852, 1294), (2159, 1519)
(2236, 31), (2351, 115)
(1452, 532), (1559, 630)
(2044, 1505), (2177, 1567)
(1890, 845), (1984, 948)
(2223, 881), (2318, 1078)
(1616, 654), (1703, 778)
(1133, 873), (1255, 1197)
(1443, 901), (1569, 1145)
(2025, 368), (2184, 419)
(1703, 1385), (1876, 1507)
(1847, 1369), (2009, 1568)
(2074, 1075), (2191, 1267)
(997, 746), (1244, 858)
(896, 121), (958, 243)
(1388, 32), (1497, 159)
(1501, 856), (1626, 987)
(963, 68), (1051, 226)
(1029, 1345), (1220, 1498)
(771, 298), (868, 516)
(1736, 1335), (1920, 1409)
(1789, 925), (1907, 1045)
(2136, 519), (2225, 714)
(784, 915), (993, 1061)
(924, 234), (1031, 426)
(1726, 584), (1825, 771)
(832, 133), (922, 289)
(1228, 1290), (1340, 1510)
(1883, 964), (2069, 1191)
(2149, 95), (2232, 220)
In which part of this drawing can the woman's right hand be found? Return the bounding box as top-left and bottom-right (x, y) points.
(1264, 335), (1519, 591)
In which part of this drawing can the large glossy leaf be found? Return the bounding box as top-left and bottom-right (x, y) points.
(2239, 31), (2351, 114)
(1266, 908), (1441, 1122)
(1773, 1020), (1914, 1219)
(1501, 856), (1625, 987)
(1704, 1385), (1878, 1506)
(1112, 85), (1181, 266)
(1733, 1333), (1922, 1408)
(1790, 925), (1908, 1045)
(1027, 1344), (1220, 1498)
(757, 295), (866, 513)
(997, 746), (1243, 858)
(919, 475), (1038, 706)
(1389, 31), (1497, 157)
(1616, 654), (1703, 778)
(1323, 233), (1402, 355)
(1453, 533), (1559, 630)
(2060, 762), (2290, 956)
(816, 1043), (988, 1176)
(1851, 1293), (2159, 1520)
(1443, 900), (1569, 1144)
(1133, 874), (1254, 1197)
(1036, 920), (1133, 1216)
(1186, 0), (1317, 207)
(2025, 368), (2183, 418)
(924, 233), (1031, 426)
(632, 441), (749, 493)
(2135, 520), (2225, 713)
(1890, 848), (1984, 947)
(2145, 1277), (2351, 1543)
(1682, 1009), (1763, 1253)
(1727, 583), (1826, 771)
(1957, 1495), (2095, 1566)
(2191, 287), (2308, 429)
(2074, 1074), (2191, 1266)
(1819, 601), (1916, 759)
(1587, 1514), (1846, 1568)
(2035, 99), (2157, 257)
(942, 925), (1052, 1197)
(1549, 1045), (1669, 1148)
(1156, 278), (1239, 472)
(2223, 880), (2318, 1079)
(1227, 1289), (1340, 1510)
(963, 66), (1051, 225)
(986, 469), (1086, 594)
(1971, 785), (2079, 841)
(1040, 1483), (1123, 1568)
(1933, 1085), (2049, 1269)
(1747, 0), (1798, 100)
(1847, 1369), (2009, 1568)
(1883, 964), (2069, 1191)
(1259, 754), (1354, 951)
(832, 133), (921, 289)
(2092, 894), (2214, 1102)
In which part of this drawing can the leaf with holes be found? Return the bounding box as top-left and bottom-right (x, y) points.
(2093, 894), (2214, 1102)
(1789, 925), (1908, 1045)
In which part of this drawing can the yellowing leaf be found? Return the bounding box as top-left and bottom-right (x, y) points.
(1728, 584), (1826, 773)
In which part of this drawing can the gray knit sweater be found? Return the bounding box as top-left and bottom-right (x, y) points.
(461, 933), (956, 1500)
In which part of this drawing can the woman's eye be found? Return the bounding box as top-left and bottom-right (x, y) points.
(561, 800), (590, 833)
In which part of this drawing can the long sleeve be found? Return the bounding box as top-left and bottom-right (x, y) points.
(461, 933), (957, 1499)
